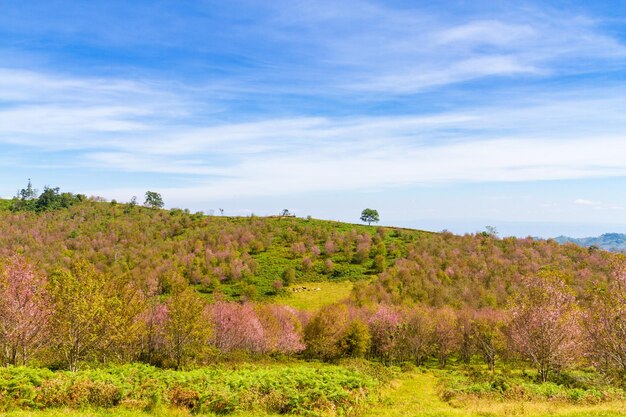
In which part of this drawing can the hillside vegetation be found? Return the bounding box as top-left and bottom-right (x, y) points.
(0, 199), (613, 306)
(2, 198), (626, 416)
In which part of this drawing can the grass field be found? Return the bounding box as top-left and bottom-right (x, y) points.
(275, 280), (355, 310)
(364, 372), (626, 417)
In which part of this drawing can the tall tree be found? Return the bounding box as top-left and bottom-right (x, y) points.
(509, 270), (581, 381)
(472, 309), (508, 372)
(48, 260), (111, 371)
(164, 280), (210, 368)
(584, 259), (626, 379)
(144, 191), (164, 209)
(360, 208), (379, 226)
(0, 256), (51, 366)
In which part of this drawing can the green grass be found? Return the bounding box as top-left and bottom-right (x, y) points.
(275, 280), (355, 311)
(364, 371), (626, 417)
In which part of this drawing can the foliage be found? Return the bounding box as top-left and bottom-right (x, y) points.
(470, 309), (508, 372)
(509, 270), (581, 382)
(48, 261), (118, 371)
(0, 256), (51, 366)
(144, 191), (164, 209)
(0, 198), (614, 309)
(1, 194), (625, 382)
(164, 282), (212, 369)
(360, 208), (379, 226)
(9, 181), (85, 213)
(584, 258), (626, 380)
(0, 363), (377, 415)
(439, 367), (625, 405)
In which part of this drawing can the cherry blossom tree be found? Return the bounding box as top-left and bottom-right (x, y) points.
(509, 271), (581, 381)
(368, 305), (402, 364)
(432, 306), (458, 368)
(211, 302), (265, 353)
(0, 255), (51, 366)
(584, 260), (626, 378)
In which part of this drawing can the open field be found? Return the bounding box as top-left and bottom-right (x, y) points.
(275, 280), (355, 310)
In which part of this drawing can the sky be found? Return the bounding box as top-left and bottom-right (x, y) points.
(2, 0), (626, 237)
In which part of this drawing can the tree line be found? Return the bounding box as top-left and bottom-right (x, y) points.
(1, 254), (626, 383)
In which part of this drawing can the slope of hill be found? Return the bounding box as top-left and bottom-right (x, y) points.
(0, 200), (615, 308)
(554, 233), (626, 252)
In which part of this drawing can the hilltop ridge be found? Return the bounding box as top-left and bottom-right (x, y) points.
(554, 233), (626, 252)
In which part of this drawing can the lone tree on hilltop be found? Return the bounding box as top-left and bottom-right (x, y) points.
(144, 191), (164, 209)
(360, 208), (379, 225)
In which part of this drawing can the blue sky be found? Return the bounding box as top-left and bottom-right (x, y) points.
(2, 0), (626, 237)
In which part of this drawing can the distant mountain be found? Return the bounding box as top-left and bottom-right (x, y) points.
(554, 233), (626, 252)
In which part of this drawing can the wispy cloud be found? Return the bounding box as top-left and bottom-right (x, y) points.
(574, 199), (623, 210)
(260, 1), (626, 93)
(2, 63), (626, 205)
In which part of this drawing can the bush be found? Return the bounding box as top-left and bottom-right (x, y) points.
(0, 363), (379, 415)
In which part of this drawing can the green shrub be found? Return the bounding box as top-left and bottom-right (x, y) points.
(0, 363), (379, 415)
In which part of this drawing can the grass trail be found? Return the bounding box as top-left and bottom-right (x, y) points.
(364, 372), (626, 417)
(364, 372), (463, 417)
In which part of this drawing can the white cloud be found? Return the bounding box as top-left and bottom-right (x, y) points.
(3, 66), (626, 204)
(574, 199), (599, 206)
(574, 199), (623, 210)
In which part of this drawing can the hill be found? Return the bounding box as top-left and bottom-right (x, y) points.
(0, 199), (615, 308)
(554, 233), (626, 252)
(3, 197), (626, 415)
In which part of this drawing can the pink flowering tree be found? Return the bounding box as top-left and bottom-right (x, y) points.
(368, 305), (402, 364)
(211, 302), (266, 353)
(509, 271), (581, 381)
(139, 301), (169, 365)
(0, 255), (51, 366)
(584, 260), (626, 378)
